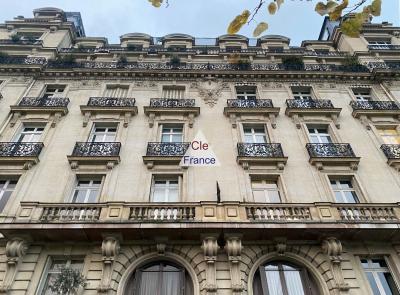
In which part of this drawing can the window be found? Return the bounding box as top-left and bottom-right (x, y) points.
(127, 261), (193, 295)
(330, 178), (359, 203)
(291, 87), (313, 100)
(15, 124), (45, 142)
(251, 179), (281, 203)
(89, 124), (117, 142)
(225, 46), (242, 52)
(0, 178), (18, 212)
(307, 126), (332, 144)
(269, 46), (284, 53)
(377, 128), (400, 144)
(368, 40), (392, 49)
(361, 258), (400, 295)
(17, 32), (43, 42)
(42, 85), (66, 99)
(71, 177), (102, 203)
(151, 176), (179, 202)
(162, 86), (185, 99)
(38, 257), (84, 295)
(161, 125), (183, 143)
(314, 48), (330, 54)
(236, 86), (257, 100)
(352, 88), (372, 101)
(104, 85), (129, 98)
(253, 261), (318, 295)
(243, 125), (268, 143)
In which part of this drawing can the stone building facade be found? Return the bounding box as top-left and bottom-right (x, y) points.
(0, 7), (399, 295)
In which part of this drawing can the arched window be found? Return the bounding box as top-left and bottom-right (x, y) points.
(125, 261), (194, 295)
(253, 261), (319, 295)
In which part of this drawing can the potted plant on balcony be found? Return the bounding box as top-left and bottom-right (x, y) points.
(10, 34), (21, 43)
(237, 59), (252, 70)
(54, 54), (76, 67)
(169, 55), (181, 68)
(49, 266), (86, 295)
(0, 52), (8, 61)
(281, 56), (304, 70)
(117, 54), (128, 67)
(342, 55), (365, 72)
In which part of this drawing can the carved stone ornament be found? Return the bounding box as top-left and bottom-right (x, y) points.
(0, 238), (29, 293)
(98, 236), (120, 293)
(225, 236), (243, 293)
(322, 237), (349, 291)
(191, 79), (228, 107)
(202, 236), (219, 293)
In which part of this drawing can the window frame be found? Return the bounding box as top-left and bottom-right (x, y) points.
(290, 86), (315, 100)
(235, 86), (258, 100)
(375, 126), (400, 145)
(249, 174), (287, 203)
(13, 123), (46, 143)
(150, 175), (181, 203)
(0, 177), (19, 213)
(41, 85), (66, 99)
(103, 84), (130, 98)
(306, 125), (333, 144)
(161, 85), (186, 99)
(351, 87), (374, 102)
(88, 123), (118, 143)
(159, 123), (184, 143)
(69, 175), (104, 203)
(242, 124), (269, 144)
(326, 175), (366, 203)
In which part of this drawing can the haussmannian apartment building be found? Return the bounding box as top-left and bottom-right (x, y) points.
(0, 6), (399, 295)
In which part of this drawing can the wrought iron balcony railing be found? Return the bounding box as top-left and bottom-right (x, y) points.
(71, 142), (121, 157)
(0, 56), (47, 65)
(368, 44), (400, 50)
(18, 96), (70, 108)
(306, 143), (356, 158)
(0, 39), (43, 46)
(87, 97), (136, 107)
(146, 142), (190, 157)
(0, 142), (44, 157)
(350, 100), (400, 111)
(380, 144), (400, 160)
(286, 98), (335, 109)
(227, 99), (274, 108)
(149, 98), (195, 108)
(237, 143), (285, 158)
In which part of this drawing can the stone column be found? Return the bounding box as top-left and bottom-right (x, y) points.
(97, 236), (120, 293)
(0, 238), (29, 293)
(202, 235), (219, 294)
(322, 237), (349, 293)
(225, 235), (243, 295)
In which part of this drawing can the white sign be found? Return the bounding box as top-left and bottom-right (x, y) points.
(180, 131), (220, 167)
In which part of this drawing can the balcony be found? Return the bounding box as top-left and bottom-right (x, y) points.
(11, 202), (400, 241)
(67, 142), (121, 169)
(285, 99), (341, 128)
(368, 44), (400, 51)
(306, 143), (360, 170)
(350, 101), (400, 126)
(142, 142), (190, 168)
(0, 142), (44, 169)
(80, 97), (138, 127)
(236, 143), (287, 170)
(224, 99), (280, 128)
(143, 98), (200, 128)
(380, 144), (400, 170)
(10, 97), (70, 127)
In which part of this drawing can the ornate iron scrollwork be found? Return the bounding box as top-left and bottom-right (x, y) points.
(19, 97), (69, 107)
(237, 143), (285, 158)
(286, 98), (335, 109)
(87, 97), (136, 107)
(71, 142), (121, 157)
(149, 98), (195, 108)
(146, 142), (190, 156)
(350, 100), (400, 111)
(227, 99), (274, 108)
(0, 142), (44, 157)
(306, 143), (356, 158)
(381, 144), (400, 159)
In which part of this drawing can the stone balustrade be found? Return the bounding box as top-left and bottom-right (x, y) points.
(15, 202), (400, 224)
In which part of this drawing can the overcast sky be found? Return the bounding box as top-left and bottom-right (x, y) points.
(1, 0), (399, 46)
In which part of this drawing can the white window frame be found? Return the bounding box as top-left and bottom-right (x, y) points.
(160, 124), (184, 143)
(243, 125), (268, 143)
(88, 124), (118, 143)
(352, 88), (373, 101)
(307, 126), (332, 144)
(161, 85), (186, 99)
(104, 84), (129, 98)
(0, 178), (18, 213)
(70, 177), (102, 203)
(376, 127), (400, 144)
(329, 178), (360, 203)
(17, 31), (43, 41)
(150, 176), (180, 202)
(360, 257), (400, 295)
(36, 257), (84, 295)
(235, 86), (257, 100)
(251, 179), (282, 203)
(14, 124), (45, 143)
(42, 85), (66, 99)
(291, 87), (313, 100)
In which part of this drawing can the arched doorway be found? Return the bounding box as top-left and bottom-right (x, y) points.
(124, 260), (194, 295)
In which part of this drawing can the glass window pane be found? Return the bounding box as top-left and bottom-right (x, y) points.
(167, 188), (179, 202)
(87, 190), (99, 202)
(378, 272), (398, 295)
(72, 190), (87, 203)
(284, 270), (306, 295)
(344, 191), (358, 203)
(0, 191), (12, 212)
(265, 268), (284, 295)
(366, 272), (381, 295)
(153, 188), (166, 202)
(268, 191), (281, 203)
(253, 190), (266, 203)
(161, 272), (181, 295)
(334, 192), (345, 203)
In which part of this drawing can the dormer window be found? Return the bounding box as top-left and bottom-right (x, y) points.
(291, 87), (313, 100)
(236, 86), (257, 100)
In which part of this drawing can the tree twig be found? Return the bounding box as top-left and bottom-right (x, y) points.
(248, 0), (266, 24)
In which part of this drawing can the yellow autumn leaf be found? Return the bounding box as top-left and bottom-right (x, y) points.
(340, 13), (364, 37)
(253, 22), (269, 37)
(315, 1), (338, 16)
(329, 0), (349, 21)
(276, 0), (284, 9)
(268, 2), (277, 15)
(228, 54), (240, 64)
(370, 0), (381, 16)
(227, 10), (250, 34)
(148, 0), (163, 7)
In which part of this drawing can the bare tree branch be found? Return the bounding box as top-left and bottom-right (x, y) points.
(248, 0), (266, 24)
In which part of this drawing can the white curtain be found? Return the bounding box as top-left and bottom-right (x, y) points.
(266, 270), (284, 295)
(161, 272), (182, 295)
(138, 272), (159, 295)
(284, 270), (306, 295)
